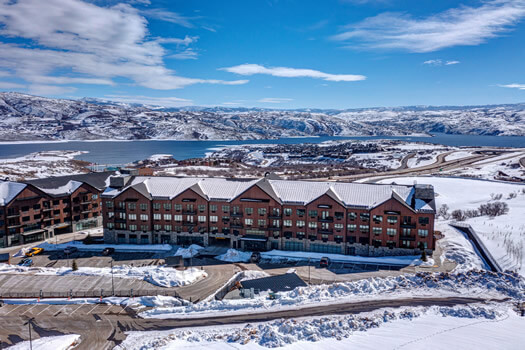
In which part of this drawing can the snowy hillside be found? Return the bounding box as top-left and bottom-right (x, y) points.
(0, 92), (524, 141)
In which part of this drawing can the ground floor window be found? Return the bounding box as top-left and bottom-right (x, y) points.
(284, 241), (305, 251)
(129, 234), (137, 244)
(310, 243), (341, 254)
(117, 233), (126, 244)
(140, 235), (149, 244)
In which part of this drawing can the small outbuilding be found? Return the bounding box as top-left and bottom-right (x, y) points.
(239, 273), (307, 297)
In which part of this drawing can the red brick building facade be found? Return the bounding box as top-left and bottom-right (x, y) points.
(102, 176), (436, 256)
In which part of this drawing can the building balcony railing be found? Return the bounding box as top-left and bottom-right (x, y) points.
(183, 222), (196, 226)
(230, 224), (243, 229)
(183, 211), (196, 215)
(268, 214), (282, 219)
(6, 213), (20, 218)
(267, 226), (280, 231)
(400, 235), (416, 241)
(319, 229), (333, 234)
(7, 224), (21, 228)
(318, 216), (334, 223)
(231, 212), (243, 217)
(401, 223), (417, 228)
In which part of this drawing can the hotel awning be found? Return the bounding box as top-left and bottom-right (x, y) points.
(240, 235), (268, 242)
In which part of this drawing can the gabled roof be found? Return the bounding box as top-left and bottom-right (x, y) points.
(38, 180), (83, 197)
(25, 171), (115, 190)
(240, 273), (307, 293)
(0, 181), (27, 206)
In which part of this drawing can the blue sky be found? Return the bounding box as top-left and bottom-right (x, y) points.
(0, 0), (524, 108)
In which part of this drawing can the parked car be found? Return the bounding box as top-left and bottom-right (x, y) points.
(250, 251), (261, 263)
(63, 246), (78, 255)
(25, 247), (44, 257)
(18, 258), (33, 267)
(102, 247), (115, 256)
(320, 257), (331, 268)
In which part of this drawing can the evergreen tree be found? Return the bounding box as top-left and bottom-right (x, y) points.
(72, 260), (78, 271)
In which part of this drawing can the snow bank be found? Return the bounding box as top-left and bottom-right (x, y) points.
(118, 304), (522, 350)
(174, 244), (204, 258)
(12, 247), (30, 257)
(0, 263), (207, 288)
(261, 249), (421, 266)
(36, 240), (173, 252)
(216, 249), (252, 262)
(140, 270), (524, 319)
(7, 334), (80, 350)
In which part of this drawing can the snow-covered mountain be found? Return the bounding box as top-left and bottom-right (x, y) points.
(0, 92), (524, 141)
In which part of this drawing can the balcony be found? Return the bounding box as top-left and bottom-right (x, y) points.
(183, 211), (196, 215)
(115, 219), (127, 224)
(319, 229), (333, 234)
(231, 212), (243, 217)
(183, 222), (196, 226)
(401, 223), (417, 228)
(400, 235), (416, 241)
(230, 224), (243, 229)
(267, 226), (280, 231)
(318, 216), (334, 223)
(115, 208), (126, 213)
(268, 214), (282, 219)
(6, 213), (20, 218)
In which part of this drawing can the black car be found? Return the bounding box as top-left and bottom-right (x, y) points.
(320, 257), (331, 268)
(250, 252), (261, 263)
(102, 247), (115, 256)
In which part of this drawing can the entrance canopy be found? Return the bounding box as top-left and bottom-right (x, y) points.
(240, 235), (268, 242)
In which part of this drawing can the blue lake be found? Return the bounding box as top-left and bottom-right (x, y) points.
(0, 133), (524, 166)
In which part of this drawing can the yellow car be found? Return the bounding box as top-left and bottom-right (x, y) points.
(25, 247), (44, 257)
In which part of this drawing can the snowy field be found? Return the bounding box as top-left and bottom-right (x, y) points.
(7, 334), (80, 350)
(30, 240), (173, 254)
(379, 176), (525, 276)
(444, 151), (525, 180)
(0, 263), (207, 288)
(116, 303), (525, 350)
(0, 150), (89, 180)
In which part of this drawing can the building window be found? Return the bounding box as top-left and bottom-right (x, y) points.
(174, 204), (182, 211)
(198, 205), (206, 212)
(140, 214), (148, 221)
(210, 204), (218, 212)
(129, 234), (137, 244)
(210, 216), (218, 223)
(153, 213), (161, 220)
(222, 205), (229, 213)
(258, 219), (266, 227)
(119, 212), (126, 219)
(245, 218), (253, 226)
(258, 208), (267, 216)
(153, 203), (161, 210)
(283, 220), (292, 227)
(106, 201), (114, 208)
(161, 214), (170, 221)
(296, 220), (305, 228)
(174, 215), (183, 222)
(164, 225), (172, 232)
(128, 214), (136, 221)
(296, 209), (305, 217)
(418, 229), (429, 237)
(284, 208), (292, 216)
(119, 223), (126, 229)
(107, 222), (114, 229)
(373, 227), (382, 235)
(348, 212), (357, 220)
(245, 207), (253, 215)
(359, 225), (369, 233)
(387, 228), (397, 236)
(128, 203), (136, 210)
(92, 194), (98, 200)
(154, 224), (161, 231)
(129, 224), (137, 231)
(402, 216), (412, 225)
(308, 210), (317, 218)
(418, 242), (428, 249)
(108, 212), (114, 218)
(402, 228), (411, 235)
(360, 213), (370, 221)
(141, 225), (148, 231)
(347, 224), (356, 232)
(163, 203), (171, 211)
(140, 203), (148, 211)
(334, 223), (344, 231)
(198, 215), (206, 222)
(373, 215), (383, 223)
(387, 216), (398, 224)
(272, 219), (280, 227)
(308, 221), (317, 229)
(419, 217), (430, 225)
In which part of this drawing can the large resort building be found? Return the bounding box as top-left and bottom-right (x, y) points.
(0, 172), (112, 248)
(102, 175), (436, 256)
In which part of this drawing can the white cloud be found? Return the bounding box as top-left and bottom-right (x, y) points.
(258, 98), (293, 103)
(423, 59), (460, 66)
(28, 85), (77, 96)
(0, 81), (26, 90)
(498, 83), (525, 90)
(169, 48), (199, 60)
(156, 35), (198, 46)
(141, 8), (195, 27)
(0, 0), (243, 94)
(104, 95), (192, 107)
(331, 0), (525, 52)
(221, 64), (366, 82)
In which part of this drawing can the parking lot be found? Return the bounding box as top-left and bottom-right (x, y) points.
(0, 303), (132, 318)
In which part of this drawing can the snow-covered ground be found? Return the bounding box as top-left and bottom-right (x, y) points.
(138, 270), (524, 319)
(349, 152), (401, 170)
(116, 303), (525, 350)
(379, 176), (525, 276)
(7, 334), (80, 350)
(33, 240), (173, 253)
(174, 244), (204, 258)
(0, 150), (89, 180)
(445, 150), (474, 161)
(216, 249), (253, 262)
(406, 150), (441, 168)
(443, 151), (525, 180)
(0, 263), (207, 288)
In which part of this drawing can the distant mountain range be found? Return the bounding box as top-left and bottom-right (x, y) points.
(0, 92), (524, 141)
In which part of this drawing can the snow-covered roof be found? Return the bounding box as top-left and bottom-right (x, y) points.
(0, 181), (27, 206)
(102, 176), (434, 212)
(38, 180), (83, 196)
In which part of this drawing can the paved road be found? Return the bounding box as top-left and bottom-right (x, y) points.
(396, 152), (416, 170)
(519, 156), (525, 169)
(0, 296), (506, 349)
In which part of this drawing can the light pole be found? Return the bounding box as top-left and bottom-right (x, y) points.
(23, 318), (35, 350)
(308, 257), (311, 284)
(110, 259), (115, 296)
